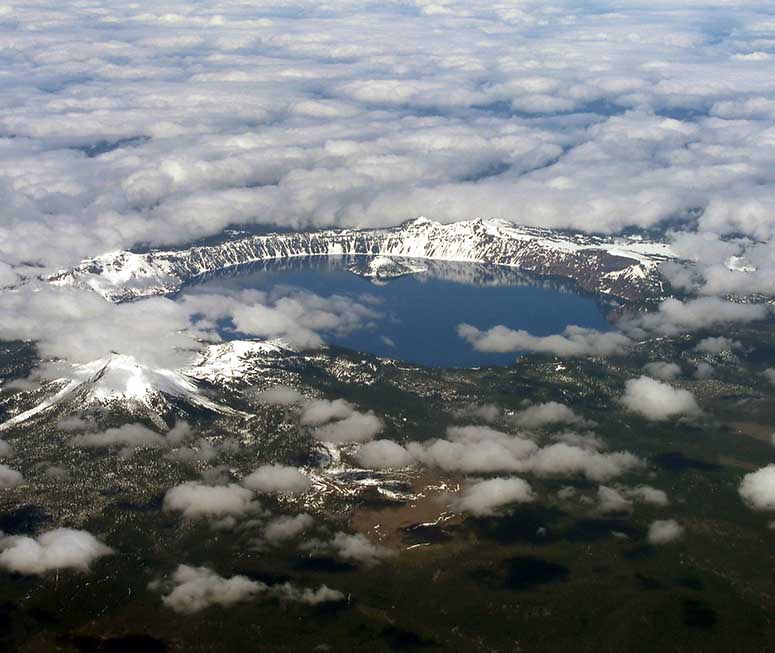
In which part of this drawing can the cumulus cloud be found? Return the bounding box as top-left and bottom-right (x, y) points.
(155, 564), (344, 614)
(599, 484), (669, 513)
(458, 324), (631, 357)
(693, 362), (715, 380)
(69, 423), (166, 449)
(407, 425), (641, 481)
(68, 421), (193, 455)
(0, 464), (23, 489)
(620, 376), (701, 421)
(262, 514), (314, 545)
(694, 337), (741, 354)
(408, 426), (538, 475)
(355, 440), (416, 469)
(527, 444), (643, 482)
(302, 532), (393, 566)
(511, 402), (589, 429)
(163, 482), (258, 519)
(455, 477), (535, 516)
(300, 398), (355, 426)
(597, 486), (633, 515)
(312, 412), (383, 444)
(158, 565), (263, 614)
(642, 362), (681, 381)
(626, 485), (670, 507)
(647, 519), (684, 545)
(254, 385), (303, 406)
(452, 403), (501, 423)
(739, 465), (775, 511)
(271, 583), (344, 606)
(625, 298), (769, 338)
(183, 288), (380, 350)
(0, 439), (13, 458)
(242, 464), (311, 495)
(0, 528), (112, 574)
(763, 369), (775, 385)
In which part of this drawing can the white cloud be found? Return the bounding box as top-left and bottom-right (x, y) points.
(0, 0), (772, 277)
(262, 513), (314, 544)
(302, 532), (393, 566)
(68, 421), (193, 455)
(155, 563), (346, 614)
(408, 426), (538, 474)
(452, 403), (501, 423)
(597, 486), (633, 514)
(272, 583), (344, 606)
(254, 385), (303, 406)
(620, 376), (701, 420)
(694, 337), (741, 354)
(69, 423), (166, 449)
(693, 362), (715, 379)
(528, 444), (643, 482)
(740, 465), (775, 511)
(300, 399), (356, 427)
(0, 528), (112, 574)
(159, 565), (264, 614)
(763, 368), (775, 385)
(647, 519), (684, 545)
(242, 464), (311, 495)
(0, 464), (23, 488)
(0, 439), (13, 458)
(0, 262), (18, 288)
(355, 440), (416, 469)
(511, 402), (588, 429)
(313, 412), (383, 444)
(407, 426), (641, 481)
(626, 485), (670, 507)
(642, 361), (681, 381)
(458, 324), (631, 357)
(163, 482), (258, 519)
(625, 298), (769, 338)
(456, 477), (535, 516)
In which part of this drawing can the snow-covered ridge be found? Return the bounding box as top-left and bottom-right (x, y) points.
(50, 217), (677, 302)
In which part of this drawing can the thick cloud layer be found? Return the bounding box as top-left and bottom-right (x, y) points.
(0, 0), (774, 275)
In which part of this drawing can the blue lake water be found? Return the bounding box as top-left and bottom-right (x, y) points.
(185, 257), (615, 368)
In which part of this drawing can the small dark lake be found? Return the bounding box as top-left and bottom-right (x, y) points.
(184, 257), (614, 367)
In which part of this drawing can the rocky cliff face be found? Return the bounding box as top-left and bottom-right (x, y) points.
(50, 217), (676, 302)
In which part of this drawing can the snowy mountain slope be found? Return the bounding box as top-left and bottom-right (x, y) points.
(50, 217), (677, 302)
(0, 353), (242, 431)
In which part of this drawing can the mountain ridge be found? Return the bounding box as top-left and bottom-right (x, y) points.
(49, 217), (677, 302)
